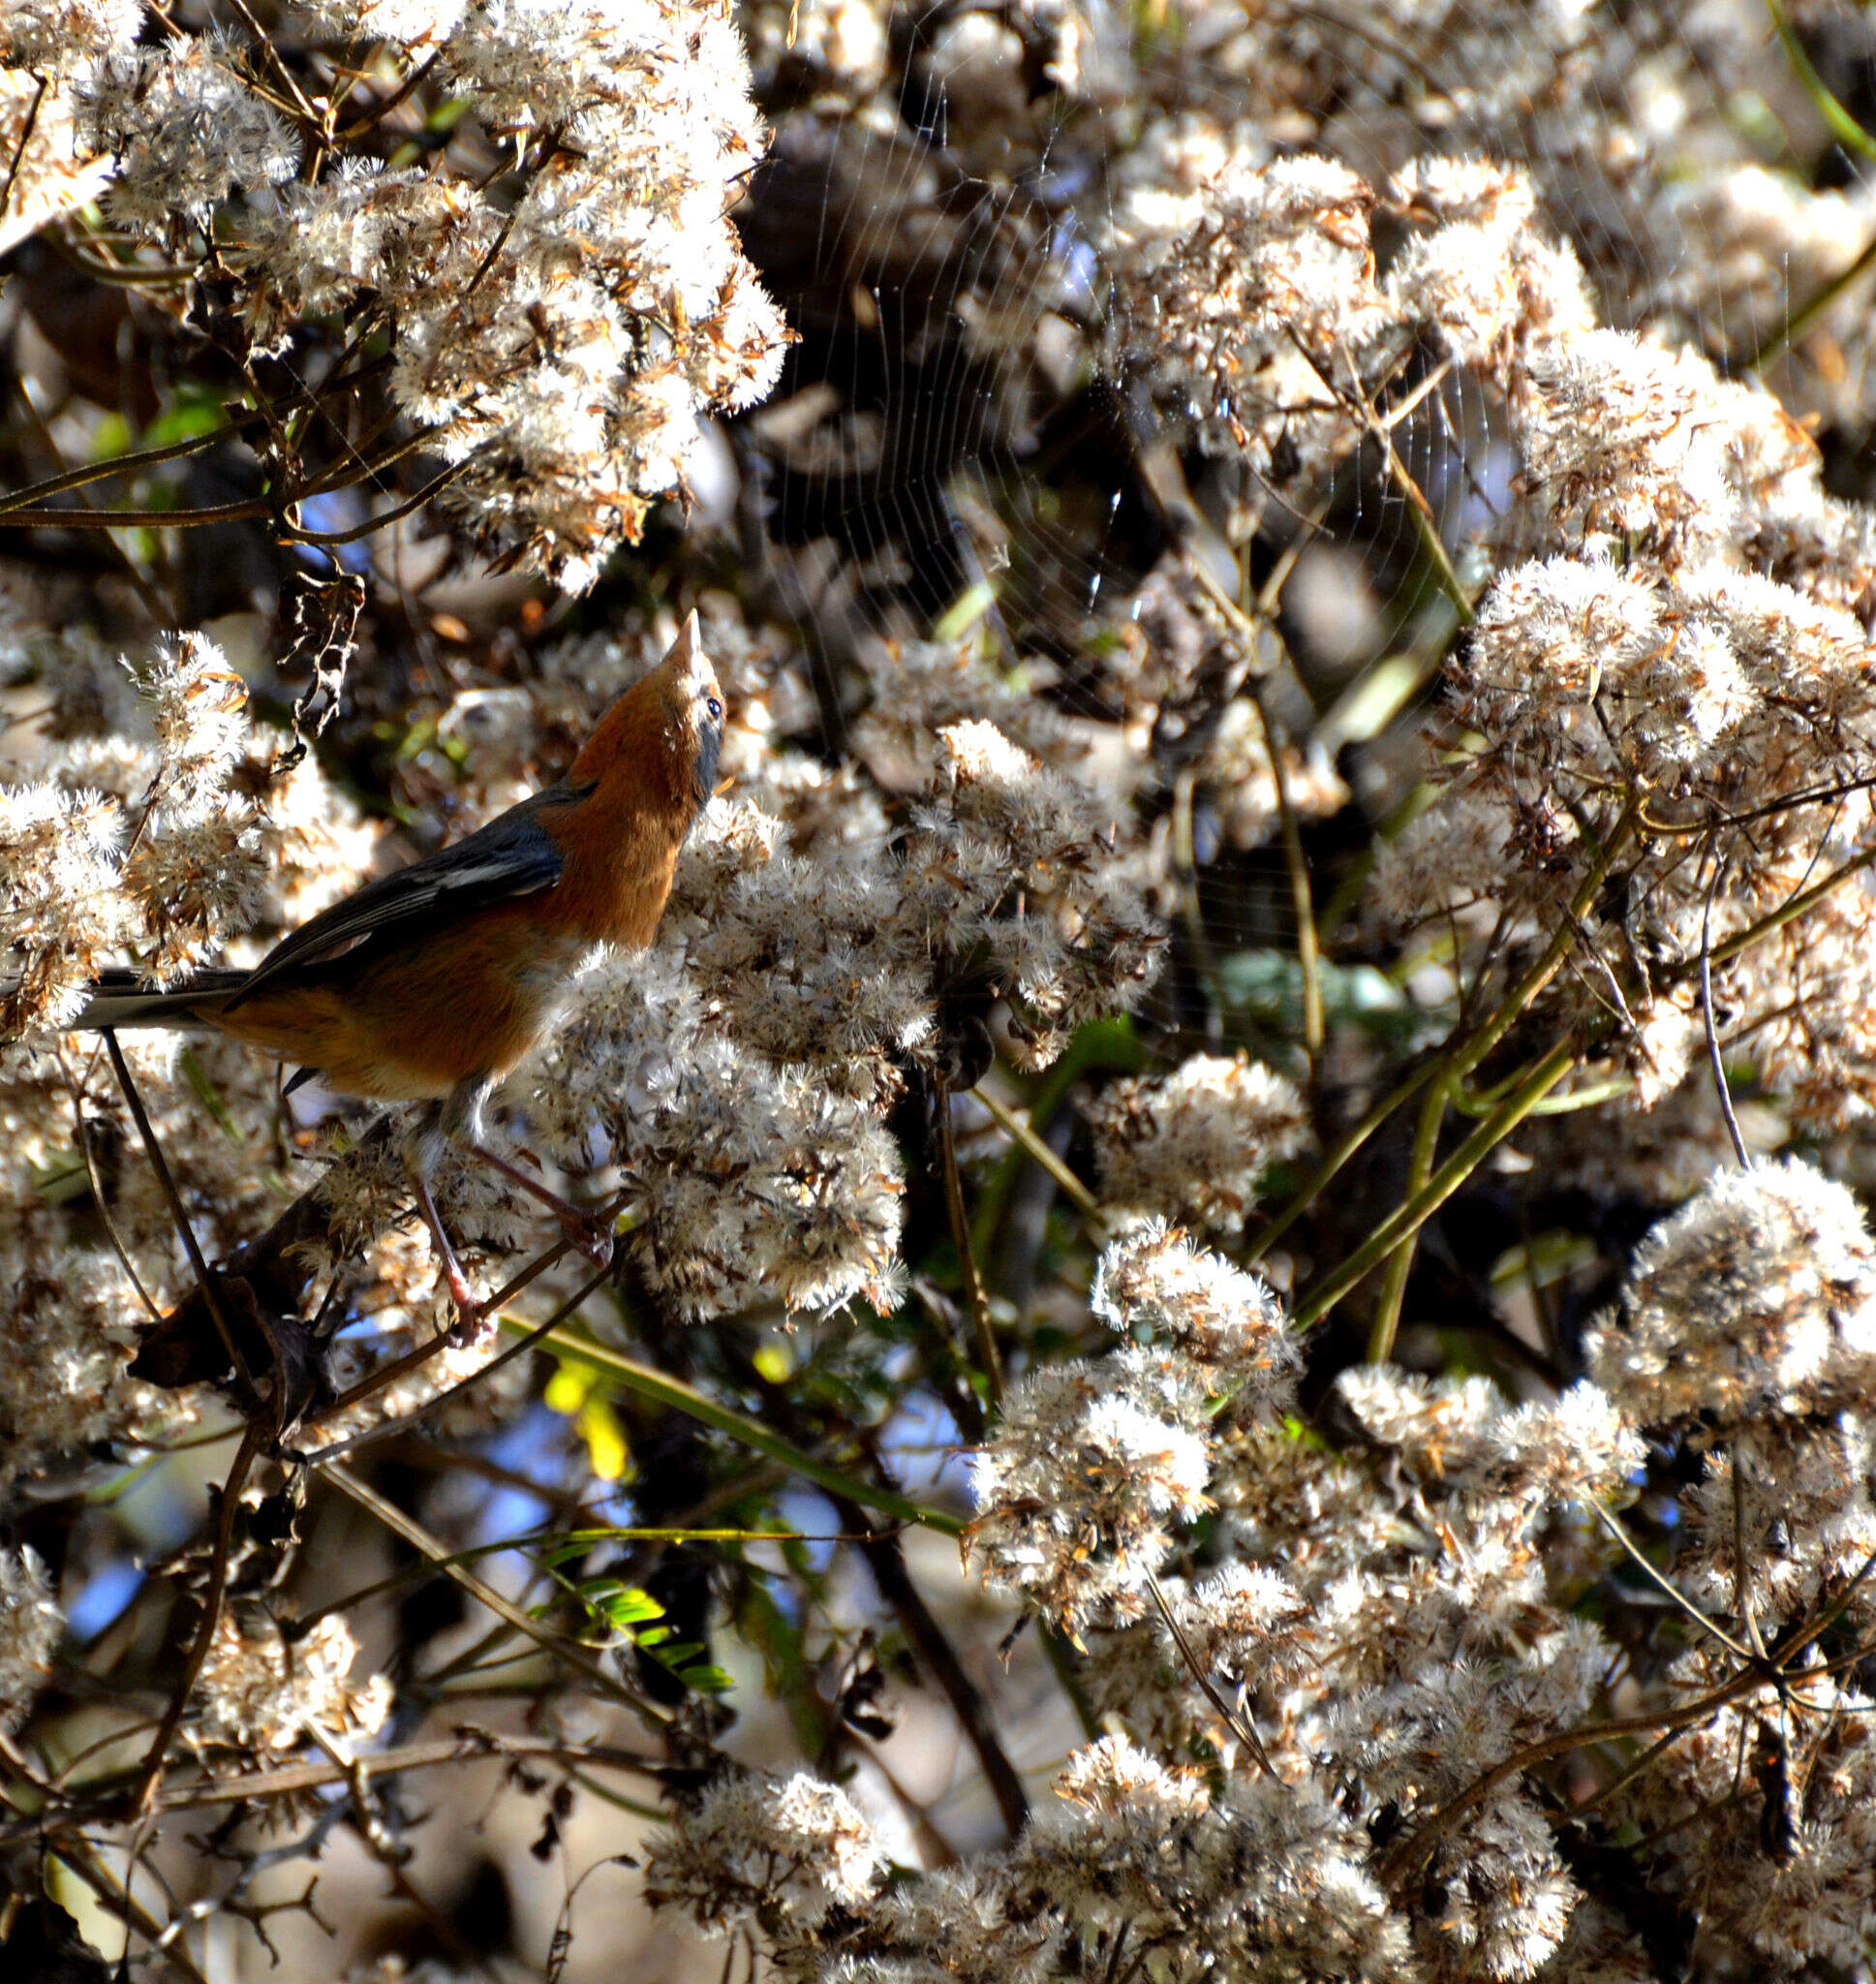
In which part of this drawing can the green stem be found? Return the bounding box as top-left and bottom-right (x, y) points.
(1250, 686), (1324, 1064)
(1247, 1059), (1438, 1262)
(976, 1088), (1098, 1215)
(1252, 802), (1636, 1263)
(1448, 1073), (1632, 1118)
(1379, 426), (1475, 628)
(519, 1324), (967, 1537)
(1703, 839), (1876, 975)
(1447, 800), (1639, 1088)
(1291, 1038), (1575, 1332)
(1742, 228), (1876, 373)
(1766, 0), (1876, 161)
(969, 1018), (1141, 1264)
(1367, 1071), (1445, 1364)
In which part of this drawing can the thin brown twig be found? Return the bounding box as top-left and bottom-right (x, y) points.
(284, 457), (468, 543)
(1248, 681), (1324, 1065)
(828, 1477), (1031, 1837)
(1700, 840), (1750, 1167)
(322, 1463), (664, 1716)
(0, 356), (393, 517)
(52, 1837), (215, 1984)
(936, 1077), (1003, 1405)
(59, 1047), (166, 1327)
(0, 72), (46, 225)
(9, 375), (177, 625)
(302, 1722), (507, 1984)
(129, 1416), (268, 1818)
(1380, 1557), (1876, 1893)
(1700, 837), (1876, 976)
(294, 1254), (612, 1466)
(336, 46), (446, 140)
(0, 1732), (661, 1844)
(1588, 1497), (1756, 1663)
(222, 0), (323, 126)
(1146, 1570), (1277, 1779)
(102, 1029), (256, 1402)
(1282, 326), (1475, 627)
(0, 449), (464, 539)
(974, 1087), (1097, 1215)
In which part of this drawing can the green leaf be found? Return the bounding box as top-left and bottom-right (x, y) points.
(141, 390), (226, 451)
(181, 1047), (243, 1143)
(28, 1153), (90, 1205)
(598, 1585), (666, 1629)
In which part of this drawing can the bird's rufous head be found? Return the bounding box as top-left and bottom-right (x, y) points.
(569, 611), (725, 811)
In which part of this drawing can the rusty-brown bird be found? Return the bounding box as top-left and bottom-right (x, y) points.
(80, 614), (723, 1334)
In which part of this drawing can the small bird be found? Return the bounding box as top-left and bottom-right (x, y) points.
(80, 614), (724, 1338)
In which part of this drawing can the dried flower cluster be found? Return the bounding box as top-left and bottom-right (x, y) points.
(1087, 1054), (1309, 1235)
(193, 1607), (391, 1755)
(14, 1), (1876, 1979)
(658, 1147), (1876, 1980)
(967, 1222), (1295, 1638)
(0, 1548), (59, 1734)
(1376, 362), (1876, 1126)
(5, 0), (786, 588)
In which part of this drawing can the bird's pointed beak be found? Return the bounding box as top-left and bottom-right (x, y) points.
(665, 608), (715, 700)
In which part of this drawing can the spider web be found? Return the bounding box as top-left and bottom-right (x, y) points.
(723, 1), (1876, 1025)
(728, 4), (1873, 652)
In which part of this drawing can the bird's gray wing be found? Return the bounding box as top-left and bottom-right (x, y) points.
(231, 785), (578, 1004)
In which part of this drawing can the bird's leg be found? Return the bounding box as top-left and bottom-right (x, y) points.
(462, 1138), (615, 1271)
(434, 1073), (612, 1280)
(443, 1071), (612, 1267)
(406, 1099), (489, 1346)
(412, 1167), (492, 1346)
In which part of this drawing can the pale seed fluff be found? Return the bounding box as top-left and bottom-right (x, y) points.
(1149, 1560), (1312, 1716)
(1020, 1737), (1412, 1983)
(77, 37), (301, 227)
(0, 1546), (61, 1732)
(0, 1225), (157, 1487)
(1088, 1052), (1309, 1235)
(292, 0), (467, 45)
(1515, 328), (1817, 562)
(1105, 150), (1402, 472)
(1090, 1217), (1296, 1409)
(193, 1609), (391, 1754)
(535, 946), (906, 1323)
(0, 782), (125, 1035)
(642, 1770), (887, 1933)
(2, 0), (143, 67)
(967, 1347), (1214, 1638)
(0, 68), (116, 256)
(1385, 156), (1593, 375)
(1606, 1651), (1876, 1977)
(137, 633), (251, 793)
(1334, 1367), (1643, 1504)
(1585, 1159), (1876, 1426)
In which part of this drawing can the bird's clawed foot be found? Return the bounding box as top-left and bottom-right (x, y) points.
(466, 1138), (614, 1273)
(407, 1147), (496, 1347)
(439, 1262), (495, 1348)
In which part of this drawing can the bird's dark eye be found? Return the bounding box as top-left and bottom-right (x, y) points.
(706, 696), (723, 722)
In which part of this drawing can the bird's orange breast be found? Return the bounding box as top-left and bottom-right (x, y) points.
(525, 780), (688, 952)
(214, 910), (593, 1101)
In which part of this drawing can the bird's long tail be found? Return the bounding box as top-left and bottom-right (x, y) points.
(76, 969), (249, 1030)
